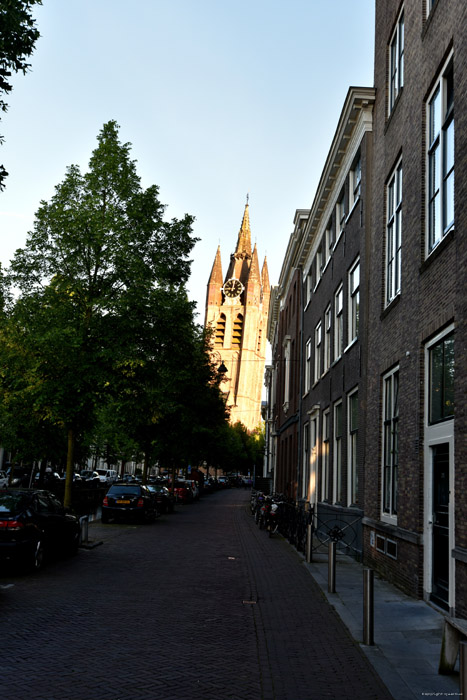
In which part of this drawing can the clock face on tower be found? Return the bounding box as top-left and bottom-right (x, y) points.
(223, 278), (243, 298)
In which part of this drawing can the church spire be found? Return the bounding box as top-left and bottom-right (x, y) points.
(205, 245), (223, 310)
(234, 195), (252, 258)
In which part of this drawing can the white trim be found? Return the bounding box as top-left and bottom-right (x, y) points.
(423, 323), (455, 611)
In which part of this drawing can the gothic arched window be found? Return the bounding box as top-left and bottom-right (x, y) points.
(232, 313), (243, 347)
(215, 314), (226, 346)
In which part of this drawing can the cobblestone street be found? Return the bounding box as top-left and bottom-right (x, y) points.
(1, 489), (392, 700)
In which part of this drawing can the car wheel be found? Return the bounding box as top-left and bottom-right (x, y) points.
(101, 512), (110, 524)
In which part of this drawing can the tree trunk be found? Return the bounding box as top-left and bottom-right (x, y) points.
(64, 427), (75, 509)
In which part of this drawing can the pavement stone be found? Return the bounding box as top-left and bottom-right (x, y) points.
(1, 489), (397, 699)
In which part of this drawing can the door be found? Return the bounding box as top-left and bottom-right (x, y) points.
(431, 443), (450, 609)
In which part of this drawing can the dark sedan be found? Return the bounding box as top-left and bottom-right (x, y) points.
(0, 488), (81, 572)
(101, 483), (158, 523)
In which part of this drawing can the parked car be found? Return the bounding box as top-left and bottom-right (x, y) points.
(101, 483), (158, 523)
(95, 469), (118, 484)
(217, 476), (229, 488)
(172, 480), (193, 504)
(0, 488), (80, 571)
(146, 483), (175, 514)
(80, 470), (101, 486)
(0, 470), (8, 488)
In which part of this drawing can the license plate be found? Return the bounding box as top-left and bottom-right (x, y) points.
(116, 499), (131, 504)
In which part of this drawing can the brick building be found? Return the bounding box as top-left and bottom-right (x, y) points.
(363, 0), (466, 615)
(266, 0), (466, 614)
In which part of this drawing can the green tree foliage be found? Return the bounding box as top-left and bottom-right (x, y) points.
(0, 121), (198, 505)
(0, 0), (42, 188)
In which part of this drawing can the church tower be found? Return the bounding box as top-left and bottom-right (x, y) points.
(205, 200), (270, 432)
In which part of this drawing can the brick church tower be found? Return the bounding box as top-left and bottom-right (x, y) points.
(205, 200), (270, 431)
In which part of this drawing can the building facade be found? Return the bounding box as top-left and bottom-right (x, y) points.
(266, 0), (466, 614)
(205, 202), (270, 432)
(363, 0), (466, 615)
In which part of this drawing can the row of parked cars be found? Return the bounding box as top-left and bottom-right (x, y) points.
(0, 472), (247, 573)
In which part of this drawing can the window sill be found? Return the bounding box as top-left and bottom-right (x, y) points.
(344, 337), (358, 354)
(381, 293), (401, 320)
(421, 226), (455, 274)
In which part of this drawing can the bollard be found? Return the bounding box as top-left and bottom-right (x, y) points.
(80, 515), (89, 544)
(306, 523), (313, 563)
(363, 568), (374, 645)
(460, 641), (467, 697)
(328, 541), (336, 593)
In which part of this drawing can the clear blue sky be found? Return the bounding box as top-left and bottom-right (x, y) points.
(1, 0), (375, 319)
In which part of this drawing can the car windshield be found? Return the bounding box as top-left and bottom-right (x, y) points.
(108, 485), (140, 495)
(0, 492), (29, 514)
(96, 470), (107, 476)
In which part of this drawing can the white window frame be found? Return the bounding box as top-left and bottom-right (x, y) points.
(305, 337), (312, 394)
(386, 161), (402, 305)
(389, 9), (404, 114)
(324, 222), (333, 267)
(306, 269), (313, 306)
(314, 321), (322, 383)
(321, 409), (330, 502)
(348, 258), (360, 345)
(427, 55), (454, 254)
(382, 366), (399, 523)
(324, 304), (332, 373)
(333, 400), (343, 504)
(302, 421), (309, 501)
(347, 389), (359, 506)
(350, 154), (361, 210)
(334, 285), (344, 361)
(336, 188), (346, 239)
(283, 336), (291, 411)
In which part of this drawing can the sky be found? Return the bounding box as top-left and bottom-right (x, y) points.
(0, 0), (375, 322)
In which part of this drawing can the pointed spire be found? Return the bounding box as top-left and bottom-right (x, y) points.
(208, 245), (223, 286)
(234, 196), (252, 258)
(261, 256), (270, 293)
(248, 243), (261, 283)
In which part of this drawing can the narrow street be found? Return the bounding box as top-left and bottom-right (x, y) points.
(1, 488), (392, 700)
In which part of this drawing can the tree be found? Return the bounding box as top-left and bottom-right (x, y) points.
(0, 0), (42, 189)
(1, 121), (196, 506)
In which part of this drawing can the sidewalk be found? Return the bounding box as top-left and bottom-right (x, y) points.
(304, 550), (461, 700)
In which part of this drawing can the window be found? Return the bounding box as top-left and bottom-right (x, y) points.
(306, 269), (313, 306)
(348, 390), (359, 505)
(302, 422), (309, 501)
(386, 162), (402, 304)
(428, 58), (454, 252)
(324, 222), (333, 264)
(324, 304), (332, 373)
(333, 401), (343, 504)
(232, 314), (243, 347)
(214, 313), (226, 346)
(337, 189), (346, 236)
(348, 259), (360, 344)
(334, 285), (343, 361)
(321, 410), (330, 502)
(314, 321), (322, 383)
(316, 245), (323, 284)
(351, 155), (361, 208)
(429, 332), (454, 424)
(383, 368), (399, 518)
(389, 10), (404, 113)
(283, 337), (291, 409)
(305, 338), (312, 393)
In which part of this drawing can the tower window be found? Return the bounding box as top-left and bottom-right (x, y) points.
(215, 313), (226, 346)
(232, 314), (243, 347)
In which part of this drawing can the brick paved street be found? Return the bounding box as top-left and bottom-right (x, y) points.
(0, 488), (392, 700)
